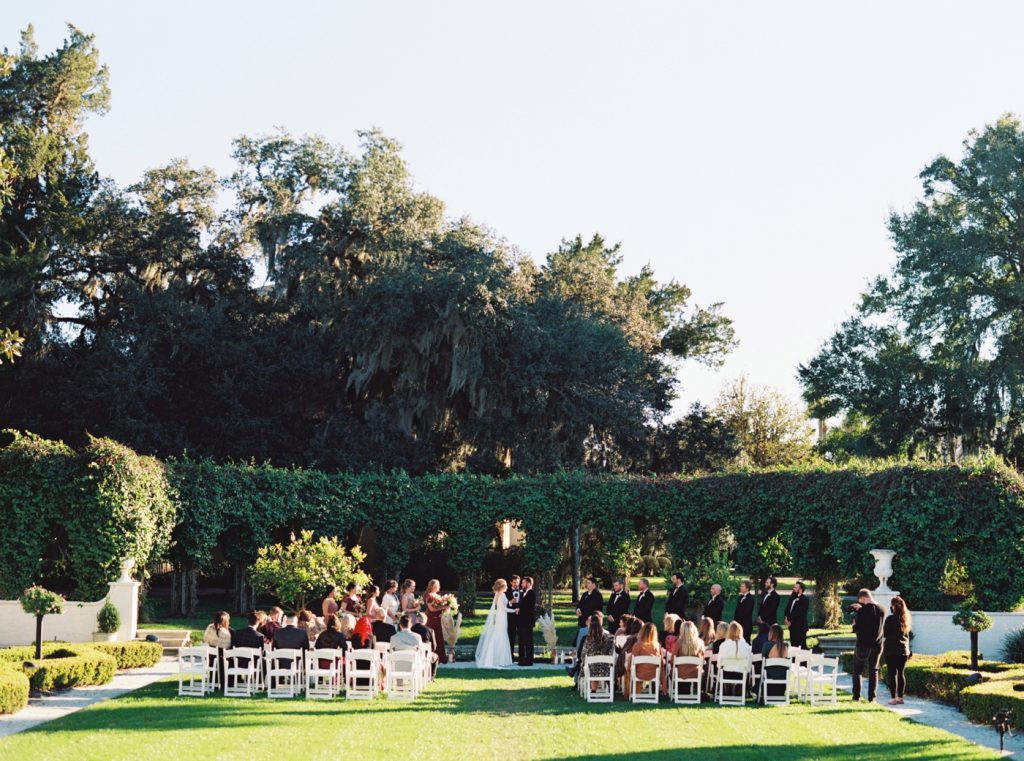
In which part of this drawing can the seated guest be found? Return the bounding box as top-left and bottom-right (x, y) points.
(761, 623), (789, 699)
(661, 613), (682, 650)
(625, 622), (661, 699)
(390, 614), (424, 651)
(273, 615), (310, 651)
(341, 581), (362, 614)
(315, 613), (348, 651)
(718, 621), (752, 696)
(371, 607), (394, 643)
(614, 617), (643, 683)
(203, 611), (232, 649)
(665, 620), (705, 695)
(752, 622), (770, 653)
(613, 613), (636, 640)
(297, 609), (325, 644)
(579, 616), (614, 692)
(711, 621), (728, 654)
(322, 585), (339, 620)
(231, 611), (265, 650)
(568, 612), (604, 680)
(352, 611), (374, 649)
(261, 607), (283, 642)
(413, 612), (440, 672)
(698, 616), (716, 652)
(338, 612), (356, 639)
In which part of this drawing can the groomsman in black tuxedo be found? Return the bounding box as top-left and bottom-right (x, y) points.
(664, 573), (688, 619)
(734, 580), (756, 641)
(757, 576), (780, 629)
(606, 578), (630, 631)
(507, 575), (521, 658)
(703, 584), (725, 624)
(515, 576), (537, 665)
(633, 578), (654, 623)
(576, 577), (603, 628)
(785, 581), (810, 648)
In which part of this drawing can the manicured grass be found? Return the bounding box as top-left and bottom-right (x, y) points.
(0, 669), (997, 761)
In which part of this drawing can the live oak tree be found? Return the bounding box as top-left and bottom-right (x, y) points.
(713, 376), (813, 467)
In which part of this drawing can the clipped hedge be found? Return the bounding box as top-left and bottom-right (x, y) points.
(0, 662), (29, 715)
(89, 641), (163, 670)
(24, 647), (115, 692)
(962, 677), (1024, 729)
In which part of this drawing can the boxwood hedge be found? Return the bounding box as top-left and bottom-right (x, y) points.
(0, 661), (29, 715)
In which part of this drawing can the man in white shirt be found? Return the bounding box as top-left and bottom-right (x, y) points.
(390, 615), (423, 651)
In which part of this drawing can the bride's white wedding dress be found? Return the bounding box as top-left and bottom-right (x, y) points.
(475, 592), (513, 668)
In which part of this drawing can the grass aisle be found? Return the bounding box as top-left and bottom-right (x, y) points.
(0, 670), (996, 761)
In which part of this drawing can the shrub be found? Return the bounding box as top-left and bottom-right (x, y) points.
(962, 677), (1024, 729)
(0, 662), (29, 715)
(97, 600), (121, 634)
(1003, 626), (1024, 665)
(22, 646), (116, 691)
(89, 641), (162, 669)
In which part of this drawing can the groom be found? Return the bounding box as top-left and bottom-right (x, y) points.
(515, 576), (537, 666)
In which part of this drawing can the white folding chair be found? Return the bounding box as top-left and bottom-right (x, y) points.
(808, 654), (840, 705)
(177, 646), (210, 696)
(748, 653), (763, 692)
(417, 642), (434, 685)
(223, 647), (260, 697)
(375, 642), (391, 692)
(346, 648), (380, 699)
(670, 656), (703, 704)
(629, 656), (661, 704)
(267, 648), (304, 698)
(306, 648), (342, 699)
(715, 656), (749, 706)
(761, 658), (793, 705)
(705, 653), (719, 695)
(387, 650), (420, 700)
(789, 648), (812, 702)
(582, 655), (615, 703)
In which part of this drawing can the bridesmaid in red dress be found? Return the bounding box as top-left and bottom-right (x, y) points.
(424, 579), (448, 664)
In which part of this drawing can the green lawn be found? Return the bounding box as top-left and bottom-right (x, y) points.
(146, 576), (850, 648)
(0, 669), (995, 761)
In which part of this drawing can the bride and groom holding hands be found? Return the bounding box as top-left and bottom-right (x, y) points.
(474, 575), (536, 668)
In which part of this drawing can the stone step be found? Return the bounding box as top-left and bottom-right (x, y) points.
(817, 635), (856, 658)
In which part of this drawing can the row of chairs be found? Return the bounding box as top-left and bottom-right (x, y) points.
(581, 646), (840, 706)
(178, 641), (433, 701)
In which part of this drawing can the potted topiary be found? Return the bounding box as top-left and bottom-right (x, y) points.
(94, 599), (121, 642)
(952, 605), (993, 670)
(19, 585), (64, 659)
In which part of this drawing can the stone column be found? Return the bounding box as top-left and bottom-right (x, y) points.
(107, 558), (141, 642)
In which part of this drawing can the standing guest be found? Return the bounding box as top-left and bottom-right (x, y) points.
(297, 609), (324, 644)
(423, 579), (449, 664)
(734, 580), (756, 642)
(321, 585), (339, 620)
(697, 616), (717, 652)
(717, 621), (752, 696)
(203, 611), (232, 649)
(666, 619), (705, 696)
(784, 582), (809, 648)
(273, 615), (310, 651)
(850, 588), (886, 703)
(757, 576), (781, 629)
(633, 578), (655, 623)
(703, 584), (725, 625)
(751, 622), (770, 653)
(400, 579), (420, 619)
(516, 576), (537, 666)
(576, 577), (604, 630)
(665, 573), (689, 619)
(761, 623), (789, 700)
(579, 615), (614, 691)
(381, 579), (401, 631)
(261, 607), (283, 642)
(883, 596), (912, 705)
(340, 582), (362, 614)
(507, 575), (522, 658)
(315, 613), (348, 650)
(390, 614), (423, 651)
(661, 613), (682, 649)
(711, 622), (728, 653)
(363, 585), (383, 623)
(625, 622), (662, 699)
(606, 579), (631, 631)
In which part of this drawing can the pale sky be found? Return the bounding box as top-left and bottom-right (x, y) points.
(4, 1), (1024, 414)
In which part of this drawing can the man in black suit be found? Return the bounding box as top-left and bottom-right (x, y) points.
(231, 611), (265, 650)
(757, 576), (780, 629)
(606, 579), (630, 631)
(272, 615), (309, 651)
(784, 581), (810, 648)
(703, 584), (724, 624)
(515, 576), (537, 666)
(633, 578), (655, 623)
(575, 577), (603, 629)
(664, 573), (689, 619)
(507, 575), (521, 659)
(734, 580), (756, 641)
(850, 588), (886, 702)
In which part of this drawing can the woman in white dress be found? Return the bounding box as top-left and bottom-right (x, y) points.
(475, 578), (514, 668)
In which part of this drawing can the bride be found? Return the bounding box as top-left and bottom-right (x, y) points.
(475, 578), (514, 668)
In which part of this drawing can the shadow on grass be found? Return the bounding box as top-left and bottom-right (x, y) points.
(540, 742), (988, 761)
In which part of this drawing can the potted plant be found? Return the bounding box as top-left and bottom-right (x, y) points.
(952, 605), (993, 670)
(94, 599), (121, 642)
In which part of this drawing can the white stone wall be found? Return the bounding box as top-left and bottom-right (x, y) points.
(910, 611), (1024, 660)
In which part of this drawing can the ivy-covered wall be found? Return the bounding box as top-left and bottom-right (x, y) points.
(2, 432), (1023, 614)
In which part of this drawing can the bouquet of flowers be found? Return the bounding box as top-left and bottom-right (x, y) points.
(443, 594), (459, 615)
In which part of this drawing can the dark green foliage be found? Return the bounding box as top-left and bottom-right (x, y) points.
(1003, 627), (1024, 665)
(97, 600), (120, 634)
(89, 641), (163, 669)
